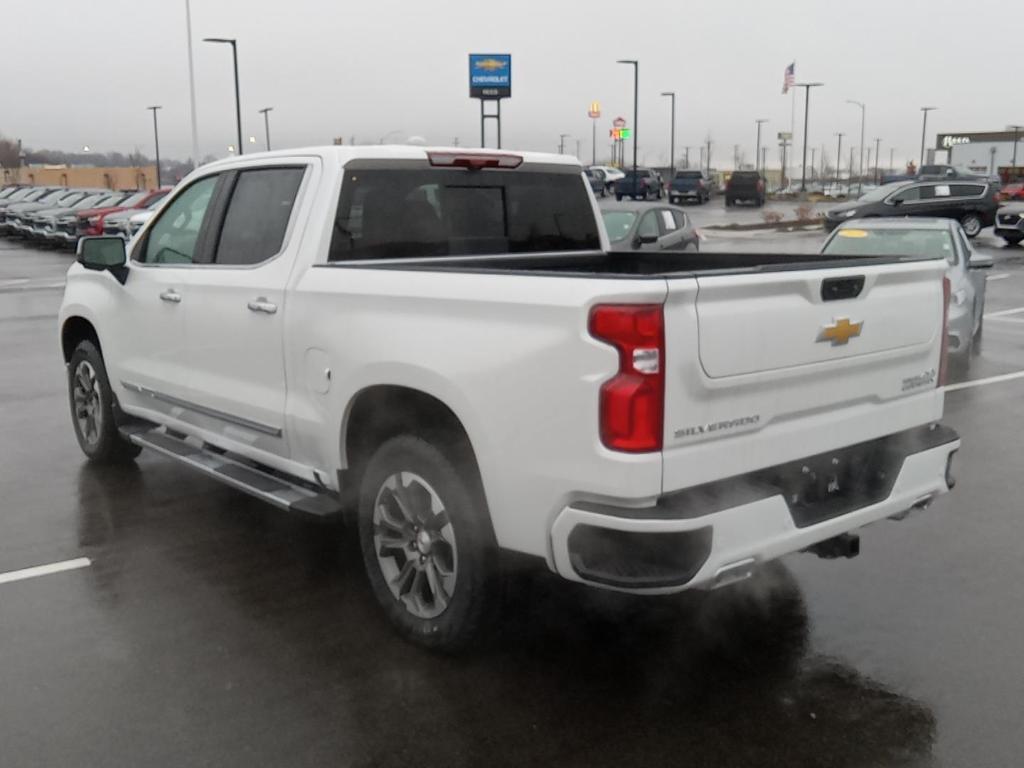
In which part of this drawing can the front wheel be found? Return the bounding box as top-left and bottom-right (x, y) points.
(961, 213), (983, 238)
(357, 435), (496, 651)
(67, 341), (142, 463)
(1002, 234), (1023, 247)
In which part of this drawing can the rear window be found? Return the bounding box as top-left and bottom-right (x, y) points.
(730, 172), (760, 181)
(675, 171), (702, 179)
(823, 227), (954, 260)
(328, 167), (600, 261)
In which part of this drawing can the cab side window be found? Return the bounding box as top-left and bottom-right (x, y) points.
(214, 167), (306, 265)
(139, 176), (218, 264)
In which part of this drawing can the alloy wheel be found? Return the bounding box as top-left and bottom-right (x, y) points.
(72, 360), (102, 446)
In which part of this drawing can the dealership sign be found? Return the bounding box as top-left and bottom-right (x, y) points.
(469, 54), (511, 99)
(941, 135), (971, 148)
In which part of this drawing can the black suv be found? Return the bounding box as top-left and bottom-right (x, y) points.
(824, 179), (1000, 237)
(724, 171), (765, 207)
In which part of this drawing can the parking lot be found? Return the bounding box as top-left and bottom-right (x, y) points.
(1, 215), (1022, 767)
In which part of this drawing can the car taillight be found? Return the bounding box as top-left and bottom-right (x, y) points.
(589, 304), (665, 452)
(427, 151), (522, 169)
(938, 275), (951, 387)
(757, 179), (765, 192)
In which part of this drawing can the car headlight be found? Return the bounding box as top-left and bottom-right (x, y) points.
(87, 215), (101, 225)
(842, 209), (858, 218)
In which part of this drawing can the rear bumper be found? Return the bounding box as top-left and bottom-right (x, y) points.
(550, 424), (959, 593)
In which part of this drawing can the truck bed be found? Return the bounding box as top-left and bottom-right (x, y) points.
(319, 250), (938, 278)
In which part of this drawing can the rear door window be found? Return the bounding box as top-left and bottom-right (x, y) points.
(660, 209), (677, 231)
(950, 184), (983, 198)
(214, 167), (305, 265)
(328, 166), (600, 261)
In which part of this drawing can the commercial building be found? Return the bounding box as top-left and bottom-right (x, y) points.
(1, 164), (159, 189)
(936, 130), (1023, 179)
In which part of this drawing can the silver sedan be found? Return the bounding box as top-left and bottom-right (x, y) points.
(821, 217), (993, 371)
(600, 201), (700, 253)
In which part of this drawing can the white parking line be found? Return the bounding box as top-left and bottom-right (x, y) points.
(945, 370), (1024, 393)
(0, 557), (92, 586)
(987, 273), (1011, 282)
(984, 306), (1024, 319)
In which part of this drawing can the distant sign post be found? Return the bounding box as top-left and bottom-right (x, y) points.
(469, 53), (511, 149)
(588, 101), (601, 165)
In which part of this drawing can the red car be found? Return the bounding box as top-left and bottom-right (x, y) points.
(65, 187), (173, 246)
(997, 183), (1024, 202)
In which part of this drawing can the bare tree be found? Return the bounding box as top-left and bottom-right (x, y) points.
(0, 135), (20, 168)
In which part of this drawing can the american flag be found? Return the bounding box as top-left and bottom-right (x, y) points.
(782, 62), (795, 94)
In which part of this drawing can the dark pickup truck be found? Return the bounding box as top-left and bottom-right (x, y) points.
(668, 170), (710, 205)
(725, 171), (766, 207)
(614, 169), (662, 201)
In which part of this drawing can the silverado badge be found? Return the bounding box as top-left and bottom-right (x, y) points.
(817, 317), (863, 346)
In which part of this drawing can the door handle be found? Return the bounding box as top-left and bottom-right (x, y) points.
(247, 297), (278, 315)
(159, 289), (182, 304)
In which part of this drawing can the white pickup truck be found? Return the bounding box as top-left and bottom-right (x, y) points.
(59, 146), (960, 649)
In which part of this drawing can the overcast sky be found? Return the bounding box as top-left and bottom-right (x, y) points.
(3, 0), (1014, 169)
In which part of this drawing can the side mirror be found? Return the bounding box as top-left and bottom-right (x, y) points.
(969, 253), (994, 270)
(77, 236), (128, 284)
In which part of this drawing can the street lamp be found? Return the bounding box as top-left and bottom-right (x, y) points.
(919, 107), (937, 168)
(558, 133), (570, 154)
(873, 137), (882, 184)
(617, 59), (639, 186)
(795, 82), (824, 192)
(834, 132), (844, 186)
(204, 37), (243, 156)
(1009, 125), (1023, 170)
(754, 119), (768, 173)
(147, 106), (162, 187)
(259, 107), (273, 151)
(846, 100), (865, 195)
(661, 91), (676, 173)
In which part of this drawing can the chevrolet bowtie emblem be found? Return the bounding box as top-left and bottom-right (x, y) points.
(818, 317), (863, 345)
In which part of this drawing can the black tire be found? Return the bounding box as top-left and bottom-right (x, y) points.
(725, 197), (734, 207)
(357, 435), (496, 651)
(973, 315), (983, 356)
(960, 213), (983, 238)
(656, 188), (663, 200)
(1002, 234), (1023, 247)
(615, 195), (623, 201)
(67, 341), (142, 464)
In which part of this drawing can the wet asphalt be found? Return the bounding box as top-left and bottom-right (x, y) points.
(1, 218), (1023, 768)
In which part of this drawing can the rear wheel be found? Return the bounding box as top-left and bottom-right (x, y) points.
(358, 435), (496, 651)
(67, 341), (141, 464)
(961, 213), (983, 238)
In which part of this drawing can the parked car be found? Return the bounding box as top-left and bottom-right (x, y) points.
(1, 189), (92, 236)
(994, 203), (1024, 246)
(600, 201), (699, 251)
(724, 171), (766, 207)
(668, 170), (710, 204)
(21, 191), (116, 241)
(61, 145), (960, 650)
(614, 168), (661, 200)
(0, 187), (65, 228)
(102, 192), (168, 238)
(822, 217), (991, 368)
(40, 191), (141, 247)
(584, 168), (607, 198)
(66, 187), (172, 247)
(997, 182), (1024, 202)
(589, 165), (624, 192)
(823, 178), (999, 237)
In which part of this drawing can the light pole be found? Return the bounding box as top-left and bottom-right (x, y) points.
(834, 132), (844, 186)
(919, 107), (937, 168)
(617, 60), (639, 186)
(258, 107), (273, 151)
(754, 119), (768, 173)
(795, 82), (824, 192)
(184, 0), (200, 167)
(204, 37), (243, 156)
(661, 91), (676, 173)
(147, 106), (162, 187)
(810, 147), (817, 182)
(1009, 125), (1023, 169)
(846, 100), (865, 195)
(558, 133), (569, 154)
(873, 137), (881, 184)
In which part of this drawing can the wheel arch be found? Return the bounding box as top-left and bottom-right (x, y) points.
(61, 315), (102, 363)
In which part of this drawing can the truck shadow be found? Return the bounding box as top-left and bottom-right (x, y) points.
(72, 461), (937, 768)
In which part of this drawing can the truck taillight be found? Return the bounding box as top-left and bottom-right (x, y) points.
(938, 275), (951, 387)
(427, 152), (522, 169)
(589, 304), (665, 452)
(757, 179), (765, 192)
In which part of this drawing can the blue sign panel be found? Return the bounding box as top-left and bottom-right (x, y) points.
(469, 53), (511, 99)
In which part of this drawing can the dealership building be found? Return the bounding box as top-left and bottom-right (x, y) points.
(937, 129), (1022, 178)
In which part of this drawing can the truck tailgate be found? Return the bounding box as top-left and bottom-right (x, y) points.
(661, 258), (948, 491)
